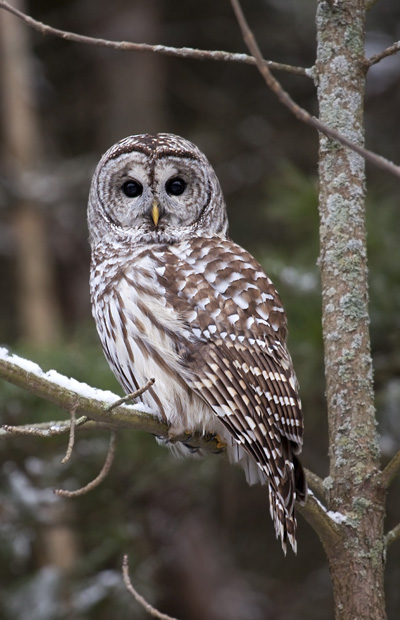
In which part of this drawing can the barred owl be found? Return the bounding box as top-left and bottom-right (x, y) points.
(88, 133), (306, 553)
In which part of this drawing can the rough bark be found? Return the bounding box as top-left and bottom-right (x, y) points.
(316, 1), (386, 618)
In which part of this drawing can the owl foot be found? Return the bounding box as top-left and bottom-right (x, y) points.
(202, 432), (227, 453)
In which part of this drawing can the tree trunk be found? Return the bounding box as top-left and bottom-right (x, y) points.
(315, 1), (386, 618)
(0, 0), (61, 345)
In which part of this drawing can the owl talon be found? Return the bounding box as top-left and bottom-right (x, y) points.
(203, 433), (226, 453)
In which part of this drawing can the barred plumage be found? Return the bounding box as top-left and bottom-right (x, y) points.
(88, 133), (306, 553)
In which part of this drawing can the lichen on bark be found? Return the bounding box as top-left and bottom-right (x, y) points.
(315, 1), (386, 618)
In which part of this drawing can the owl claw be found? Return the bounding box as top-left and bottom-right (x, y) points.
(203, 432), (226, 453)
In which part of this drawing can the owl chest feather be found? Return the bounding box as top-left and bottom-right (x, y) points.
(90, 245), (216, 433)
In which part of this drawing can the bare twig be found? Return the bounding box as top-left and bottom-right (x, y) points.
(55, 432), (116, 497)
(107, 378), (155, 412)
(366, 40), (400, 68)
(122, 555), (179, 620)
(385, 522), (400, 549)
(1, 416), (89, 437)
(229, 0), (400, 179)
(61, 405), (78, 464)
(380, 449), (400, 489)
(0, 1), (307, 77)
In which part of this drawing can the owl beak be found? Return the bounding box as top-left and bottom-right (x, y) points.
(151, 201), (160, 227)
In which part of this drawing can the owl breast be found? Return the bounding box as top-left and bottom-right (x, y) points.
(90, 242), (218, 437)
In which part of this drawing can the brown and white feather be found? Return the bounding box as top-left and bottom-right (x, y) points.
(88, 133), (306, 554)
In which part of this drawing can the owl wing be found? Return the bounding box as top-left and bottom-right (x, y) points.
(160, 236), (306, 551)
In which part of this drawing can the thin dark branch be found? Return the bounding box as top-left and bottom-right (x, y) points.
(385, 522), (400, 549)
(61, 405), (78, 464)
(380, 449), (400, 489)
(122, 555), (179, 620)
(107, 378), (155, 411)
(366, 40), (400, 68)
(229, 0), (400, 180)
(55, 432), (116, 497)
(0, 1), (307, 77)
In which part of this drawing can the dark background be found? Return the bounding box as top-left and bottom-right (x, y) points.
(1, 1), (400, 618)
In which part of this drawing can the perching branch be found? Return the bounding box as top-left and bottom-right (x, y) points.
(229, 0), (400, 180)
(366, 40), (400, 68)
(122, 555), (179, 620)
(0, 1), (307, 77)
(0, 347), (220, 452)
(0, 346), (332, 543)
(0, 346), (164, 431)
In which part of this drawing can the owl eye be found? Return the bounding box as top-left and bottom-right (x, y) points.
(166, 177), (186, 196)
(122, 180), (143, 198)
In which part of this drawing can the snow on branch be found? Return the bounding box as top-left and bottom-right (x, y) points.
(0, 346), (163, 431)
(0, 347), (224, 453)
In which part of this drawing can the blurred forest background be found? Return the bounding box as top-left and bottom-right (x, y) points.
(1, 1), (400, 619)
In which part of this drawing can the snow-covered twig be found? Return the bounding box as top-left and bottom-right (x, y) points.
(0, 346), (163, 432)
(0, 347), (221, 452)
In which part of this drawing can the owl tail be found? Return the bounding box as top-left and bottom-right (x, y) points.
(268, 456), (307, 554)
(268, 485), (297, 555)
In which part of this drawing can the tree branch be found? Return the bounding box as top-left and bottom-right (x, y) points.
(304, 468), (325, 500)
(0, 347), (221, 452)
(229, 0), (400, 180)
(380, 449), (400, 489)
(1, 416), (90, 438)
(2, 0), (399, 178)
(0, 1), (307, 77)
(55, 432), (117, 498)
(297, 491), (342, 554)
(385, 522), (400, 549)
(122, 555), (179, 620)
(365, 40), (400, 68)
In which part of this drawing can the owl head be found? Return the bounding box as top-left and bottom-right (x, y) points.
(88, 133), (228, 247)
